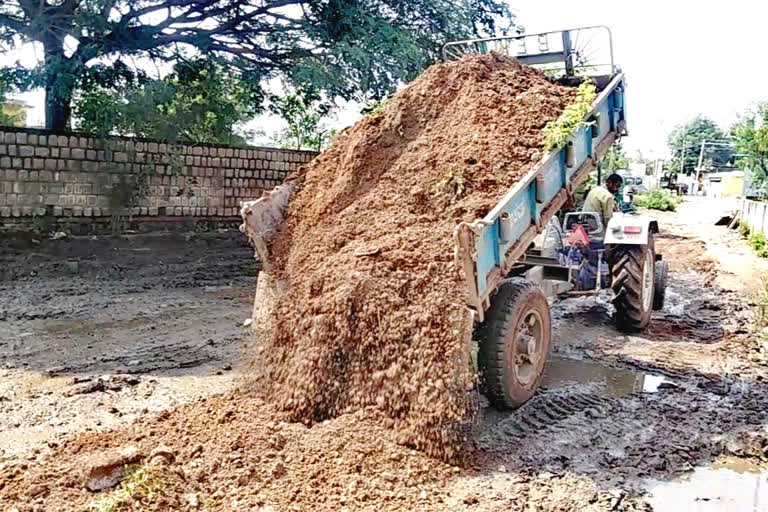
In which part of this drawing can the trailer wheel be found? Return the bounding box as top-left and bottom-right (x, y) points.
(609, 244), (655, 331)
(477, 278), (552, 410)
(653, 260), (668, 310)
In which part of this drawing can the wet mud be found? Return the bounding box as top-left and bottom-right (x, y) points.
(0, 231), (257, 462)
(2, 200), (768, 511)
(457, 201), (768, 510)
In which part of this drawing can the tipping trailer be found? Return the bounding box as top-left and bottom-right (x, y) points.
(240, 26), (667, 412)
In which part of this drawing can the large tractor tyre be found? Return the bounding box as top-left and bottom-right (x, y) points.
(609, 244), (655, 332)
(477, 278), (552, 410)
(653, 260), (668, 311)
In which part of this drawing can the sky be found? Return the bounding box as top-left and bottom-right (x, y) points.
(518, 0), (768, 158)
(5, 0), (768, 158)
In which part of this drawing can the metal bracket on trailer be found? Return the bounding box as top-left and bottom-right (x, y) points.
(442, 26), (617, 78)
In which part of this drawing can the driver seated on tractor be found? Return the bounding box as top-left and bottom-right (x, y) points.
(583, 173), (623, 227)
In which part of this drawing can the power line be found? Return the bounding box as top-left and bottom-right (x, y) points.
(675, 140), (734, 151)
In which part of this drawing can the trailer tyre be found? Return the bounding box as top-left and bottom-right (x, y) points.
(477, 278), (552, 410)
(653, 260), (668, 311)
(609, 244), (655, 331)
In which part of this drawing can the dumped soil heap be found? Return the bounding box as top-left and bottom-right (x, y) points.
(264, 53), (576, 458)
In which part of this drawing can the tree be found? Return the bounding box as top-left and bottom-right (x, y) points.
(731, 103), (768, 186)
(666, 116), (731, 176)
(269, 86), (332, 151)
(602, 141), (630, 172)
(73, 58), (259, 144)
(0, 0), (514, 132)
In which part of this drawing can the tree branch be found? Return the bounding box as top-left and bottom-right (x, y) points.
(0, 13), (28, 36)
(74, 0), (308, 67)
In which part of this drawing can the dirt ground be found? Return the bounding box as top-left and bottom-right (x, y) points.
(3, 197), (768, 511)
(0, 231), (259, 463)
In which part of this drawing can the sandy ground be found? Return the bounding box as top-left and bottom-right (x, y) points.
(2, 198), (768, 511)
(0, 231), (258, 463)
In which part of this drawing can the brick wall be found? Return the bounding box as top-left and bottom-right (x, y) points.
(0, 127), (316, 230)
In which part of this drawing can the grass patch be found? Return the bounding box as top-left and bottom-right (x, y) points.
(90, 465), (166, 512)
(738, 222), (768, 258)
(633, 189), (682, 212)
(750, 231), (768, 258)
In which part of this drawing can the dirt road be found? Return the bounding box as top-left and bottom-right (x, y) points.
(2, 199), (768, 511)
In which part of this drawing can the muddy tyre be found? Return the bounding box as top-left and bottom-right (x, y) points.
(653, 260), (668, 311)
(609, 244), (655, 331)
(477, 278), (552, 410)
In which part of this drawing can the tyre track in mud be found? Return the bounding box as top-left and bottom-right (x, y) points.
(462, 211), (768, 507)
(476, 391), (614, 448)
(3, 204), (768, 511)
(474, 382), (768, 487)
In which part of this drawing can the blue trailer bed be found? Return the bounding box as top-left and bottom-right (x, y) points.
(445, 27), (628, 321)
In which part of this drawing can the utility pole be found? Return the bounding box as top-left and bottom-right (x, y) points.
(694, 140), (707, 195)
(679, 143), (686, 175)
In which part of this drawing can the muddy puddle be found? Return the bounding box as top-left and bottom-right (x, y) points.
(644, 458), (768, 511)
(541, 356), (669, 397)
(479, 356), (670, 431)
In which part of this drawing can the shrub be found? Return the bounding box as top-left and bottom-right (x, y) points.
(633, 189), (682, 211)
(750, 232), (768, 257)
(739, 222), (751, 238)
(753, 276), (768, 327)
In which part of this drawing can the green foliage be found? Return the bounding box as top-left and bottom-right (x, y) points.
(543, 81), (597, 151)
(602, 141), (631, 172)
(269, 86), (333, 151)
(32, 214), (55, 236)
(667, 116), (731, 176)
(361, 97), (392, 117)
(739, 222), (751, 239)
(731, 103), (768, 193)
(0, 0), (516, 131)
(90, 466), (165, 512)
(73, 59), (258, 144)
(750, 232), (768, 258)
(633, 189), (682, 211)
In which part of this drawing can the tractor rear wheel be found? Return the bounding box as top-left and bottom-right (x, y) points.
(477, 278), (552, 410)
(609, 244), (655, 331)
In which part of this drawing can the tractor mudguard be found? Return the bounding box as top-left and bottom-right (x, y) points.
(603, 213), (659, 245)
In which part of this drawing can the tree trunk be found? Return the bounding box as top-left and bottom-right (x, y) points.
(43, 42), (75, 133)
(45, 85), (74, 133)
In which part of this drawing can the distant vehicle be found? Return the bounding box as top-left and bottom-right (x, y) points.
(620, 175), (648, 195)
